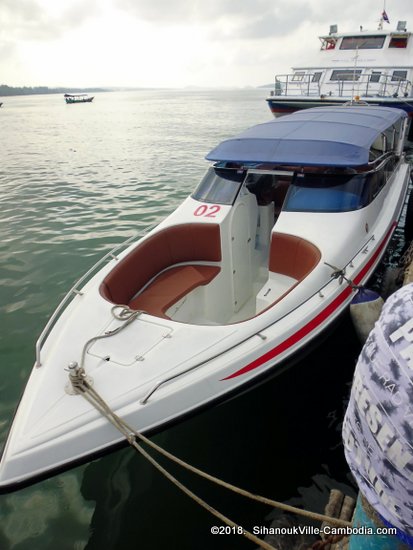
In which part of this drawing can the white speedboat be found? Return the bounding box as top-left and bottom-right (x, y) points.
(266, 16), (413, 136)
(0, 106), (411, 491)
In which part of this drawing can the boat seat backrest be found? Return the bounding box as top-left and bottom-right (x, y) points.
(269, 232), (321, 280)
(128, 265), (220, 318)
(100, 223), (221, 306)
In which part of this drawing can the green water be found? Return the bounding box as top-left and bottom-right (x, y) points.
(0, 89), (393, 549)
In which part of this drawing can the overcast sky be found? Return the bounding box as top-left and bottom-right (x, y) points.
(1, 0), (412, 89)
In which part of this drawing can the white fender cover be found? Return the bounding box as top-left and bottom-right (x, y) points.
(342, 282), (413, 539)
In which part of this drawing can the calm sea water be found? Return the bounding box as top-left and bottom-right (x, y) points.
(0, 89), (403, 550)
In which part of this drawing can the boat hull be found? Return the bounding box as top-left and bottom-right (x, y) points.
(65, 98), (94, 104)
(0, 194), (408, 492)
(0, 309), (349, 493)
(0, 107), (410, 492)
(266, 96), (413, 118)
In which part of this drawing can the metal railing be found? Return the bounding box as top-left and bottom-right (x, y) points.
(271, 72), (412, 98)
(35, 224), (157, 368)
(271, 73), (322, 97)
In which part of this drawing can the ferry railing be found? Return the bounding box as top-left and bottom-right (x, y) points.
(35, 224), (157, 368)
(272, 73), (412, 98)
(335, 74), (412, 98)
(272, 74), (321, 97)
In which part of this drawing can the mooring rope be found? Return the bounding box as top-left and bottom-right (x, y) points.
(69, 366), (277, 550)
(68, 363), (353, 537)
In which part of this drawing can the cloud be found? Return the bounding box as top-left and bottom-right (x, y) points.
(114, 0), (291, 26)
(113, 0), (406, 43)
(0, 0), (101, 41)
(0, 40), (18, 65)
(0, 0), (42, 37)
(165, 0), (413, 40)
(114, 0), (214, 22)
(0, 0), (43, 21)
(2, 0), (412, 88)
(115, 0), (313, 40)
(227, 2), (312, 40)
(307, 0), (413, 28)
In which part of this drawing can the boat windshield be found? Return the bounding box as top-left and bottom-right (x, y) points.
(245, 171), (293, 206)
(192, 167), (244, 205)
(283, 171), (368, 212)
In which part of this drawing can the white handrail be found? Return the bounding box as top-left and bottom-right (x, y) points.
(35, 224), (157, 367)
(273, 72), (412, 98)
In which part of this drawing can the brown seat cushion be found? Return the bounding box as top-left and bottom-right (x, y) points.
(100, 223), (221, 306)
(129, 265), (220, 318)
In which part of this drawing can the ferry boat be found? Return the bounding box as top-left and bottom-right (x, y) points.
(64, 93), (94, 104)
(0, 106), (410, 491)
(266, 16), (413, 135)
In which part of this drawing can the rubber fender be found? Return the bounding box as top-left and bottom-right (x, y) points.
(350, 288), (384, 344)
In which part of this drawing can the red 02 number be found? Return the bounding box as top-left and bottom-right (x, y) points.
(193, 204), (221, 218)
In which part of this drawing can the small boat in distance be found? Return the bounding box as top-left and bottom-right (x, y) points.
(266, 15), (413, 134)
(64, 93), (94, 104)
(0, 106), (410, 491)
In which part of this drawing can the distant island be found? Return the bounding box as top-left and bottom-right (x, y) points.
(1, 84), (277, 98)
(0, 84), (108, 97)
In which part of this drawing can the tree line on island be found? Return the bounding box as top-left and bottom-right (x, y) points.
(0, 85), (107, 97)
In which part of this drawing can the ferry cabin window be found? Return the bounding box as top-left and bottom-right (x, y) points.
(283, 172), (369, 213)
(330, 70), (362, 81)
(392, 70), (408, 82)
(312, 72), (322, 83)
(389, 36), (408, 48)
(192, 167), (243, 205)
(340, 35), (385, 50)
(292, 72), (305, 81)
(369, 71), (381, 83)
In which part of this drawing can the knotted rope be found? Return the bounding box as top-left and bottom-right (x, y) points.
(67, 364), (352, 550)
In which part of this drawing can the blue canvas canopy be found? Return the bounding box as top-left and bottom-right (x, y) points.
(206, 106), (406, 167)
